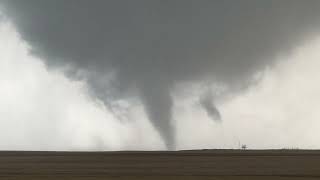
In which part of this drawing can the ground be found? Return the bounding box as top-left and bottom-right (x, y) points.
(1, 150), (320, 179)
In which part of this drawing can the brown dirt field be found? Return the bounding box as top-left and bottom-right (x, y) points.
(1, 150), (320, 179)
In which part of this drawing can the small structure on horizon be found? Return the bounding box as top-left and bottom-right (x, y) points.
(241, 144), (247, 150)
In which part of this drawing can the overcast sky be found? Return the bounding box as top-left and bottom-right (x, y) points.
(0, 1), (320, 150)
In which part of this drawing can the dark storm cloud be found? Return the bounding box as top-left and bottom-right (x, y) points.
(2, 0), (320, 149)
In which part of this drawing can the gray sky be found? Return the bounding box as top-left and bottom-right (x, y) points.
(1, 0), (320, 150)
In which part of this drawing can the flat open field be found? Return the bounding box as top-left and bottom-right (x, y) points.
(1, 150), (320, 179)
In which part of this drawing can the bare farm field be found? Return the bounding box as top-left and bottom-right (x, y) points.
(1, 150), (320, 180)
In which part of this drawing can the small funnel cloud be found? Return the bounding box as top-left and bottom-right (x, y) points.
(200, 91), (221, 122)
